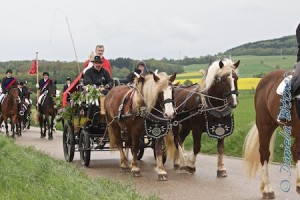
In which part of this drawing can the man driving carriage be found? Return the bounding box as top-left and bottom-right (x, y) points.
(83, 55), (113, 123)
(36, 72), (53, 115)
(83, 55), (113, 94)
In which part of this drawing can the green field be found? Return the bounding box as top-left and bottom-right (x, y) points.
(181, 55), (296, 78)
(0, 136), (157, 200)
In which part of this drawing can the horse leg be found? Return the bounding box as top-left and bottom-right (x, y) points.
(185, 129), (202, 174)
(292, 137), (300, 194)
(172, 125), (189, 170)
(155, 137), (167, 181)
(5, 121), (9, 136)
(130, 129), (141, 177)
(257, 120), (277, 199)
(48, 115), (54, 140)
(217, 138), (227, 177)
(109, 123), (129, 171)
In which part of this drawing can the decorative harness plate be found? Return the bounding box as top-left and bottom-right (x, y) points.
(205, 112), (234, 139)
(144, 112), (170, 139)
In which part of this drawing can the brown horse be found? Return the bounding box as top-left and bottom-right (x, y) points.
(0, 87), (21, 137)
(105, 72), (176, 180)
(39, 83), (57, 140)
(19, 85), (33, 131)
(244, 70), (300, 199)
(171, 59), (240, 177)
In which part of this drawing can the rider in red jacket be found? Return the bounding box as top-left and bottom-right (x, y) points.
(83, 45), (112, 76)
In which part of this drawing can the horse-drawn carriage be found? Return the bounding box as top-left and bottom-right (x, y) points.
(61, 72), (169, 167)
(60, 58), (241, 181)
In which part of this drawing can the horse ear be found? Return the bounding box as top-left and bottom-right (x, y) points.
(174, 81), (180, 86)
(233, 60), (240, 69)
(169, 72), (177, 82)
(153, 73), (160, 82)
(219, 61), (224, 68)
(138, 76), (145, 83)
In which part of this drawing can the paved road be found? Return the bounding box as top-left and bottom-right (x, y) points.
(14, 127), (299, 200)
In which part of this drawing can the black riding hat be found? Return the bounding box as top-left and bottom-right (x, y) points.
(6, 69), (12, 74)
(92, 56), (103, 63)
(66, 77), (71, 81)
(43, 72), (49, 76)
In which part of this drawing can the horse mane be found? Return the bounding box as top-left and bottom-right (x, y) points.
(142, 72), (169, 112)
(132, 72), (169, 112)
(200, 58), (238, 90)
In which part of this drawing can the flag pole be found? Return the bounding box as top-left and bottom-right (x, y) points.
(36, 52), (39, 106)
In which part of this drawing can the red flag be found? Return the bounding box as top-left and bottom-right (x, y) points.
(28, 60), (37, 74)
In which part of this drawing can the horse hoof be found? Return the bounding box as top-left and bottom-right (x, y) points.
(41, 135), (45, 138)
(131, 171), (141, 177)
(180, 166), (188, 171)
(158, 174), (168, 181)
(174, 164), (180, 170)
(121, 167), (130, 172)
(186, 166), (196, 174)
(262, 192), (275, 199)
(48, 136), (53, 140)
(217, 170), (227, 178)
(296, 186), (300, 194)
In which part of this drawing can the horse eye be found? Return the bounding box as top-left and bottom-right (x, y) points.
(216, 77), (221, 83)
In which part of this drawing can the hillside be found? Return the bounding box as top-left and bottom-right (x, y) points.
(224, 35), (297, 56)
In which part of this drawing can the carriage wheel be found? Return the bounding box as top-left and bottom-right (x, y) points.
(63, 122), (75, 162)
(136, 137), (145, 160)
(153, 139), (167, 164)
(79, 129), (91, 167)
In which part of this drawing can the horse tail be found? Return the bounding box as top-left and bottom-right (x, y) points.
(107, 124), (117, 149)
(243, 124), (260, 177)
(243, 124), (276, 178)
(164, 131), (177, 160)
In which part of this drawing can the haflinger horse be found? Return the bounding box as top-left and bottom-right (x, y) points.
(170, 58), (240, 177)
(244, 70), (300, 199)
(0, 87), (21, 137)
(39, 83), (57, 140)
(105, 71), (176, 180)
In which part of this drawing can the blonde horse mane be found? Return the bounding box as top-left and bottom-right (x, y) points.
(132, 72), (170, 112)
(200, 58), (238, 91)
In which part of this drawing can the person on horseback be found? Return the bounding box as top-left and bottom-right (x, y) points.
(36, 72), (53, 115)
(83, 55), (113, 95)
(17, 81), (26, 99)
(0, 69), (18, 111)
(63, 77), (72, 102)
(120, 60), (149, 84)
(277, 23), (300, 124)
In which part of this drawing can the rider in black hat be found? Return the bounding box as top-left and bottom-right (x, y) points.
(0, 69), (19, 113)
(277, 23), (300, 124)
(36, 72), (53, 115)
(63, 77), (72, 102)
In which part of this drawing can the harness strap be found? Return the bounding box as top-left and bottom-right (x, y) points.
(117, 89), (134, 121)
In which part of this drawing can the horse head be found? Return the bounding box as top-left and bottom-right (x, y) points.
(49, 80), (57, 97)
(9, 87), (20, 103)
(141, 71), (177, 119)
(202, 58), (240, 108)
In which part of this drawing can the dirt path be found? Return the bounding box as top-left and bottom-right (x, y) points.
(15, 127), (298, 200)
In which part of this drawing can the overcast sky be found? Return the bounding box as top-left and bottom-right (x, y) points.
(0, 0), (299, 62)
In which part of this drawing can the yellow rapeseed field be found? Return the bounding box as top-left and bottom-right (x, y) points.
(175, 77), (261, 90)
